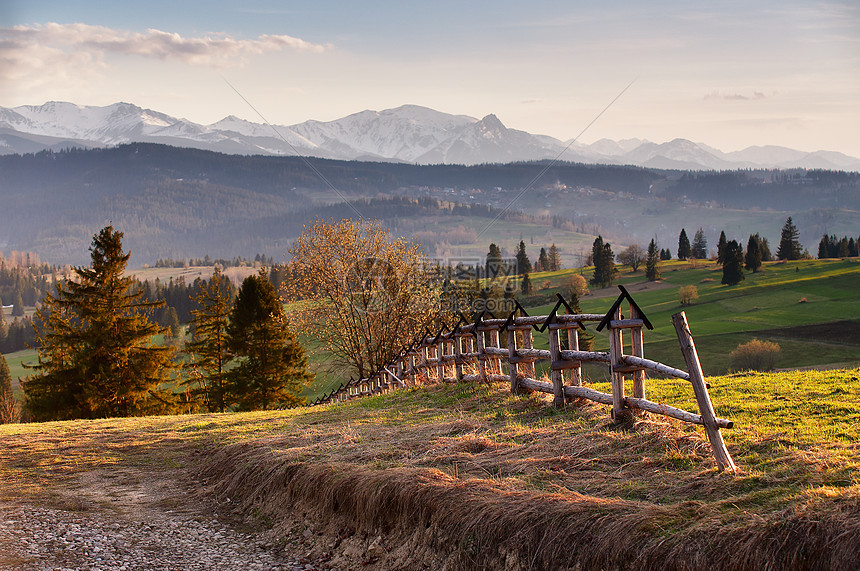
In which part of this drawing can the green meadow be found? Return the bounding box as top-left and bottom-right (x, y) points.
(524, 257), (860, 378)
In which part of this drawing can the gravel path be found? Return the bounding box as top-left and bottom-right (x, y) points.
(0, 504), (315, 571)
(0, 466), (325, 571)
(0, 499), (330, 571)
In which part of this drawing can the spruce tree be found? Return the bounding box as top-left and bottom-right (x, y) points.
(0, 354), (15, 424)
(11, 290), (24, 317)
(227, 271), (310, 410)
(745, 234), (763, 272)
(590, 236), (617, 287)
(692, 228), (708, 259)
(0, 296), (6, 345)
(777, 217), (802, 260)
(24, 226), (175, 421)
(547, 244), (561, 271)
(757, 235), (773, 262)
(646, 239), (661, 281)
(817, 234), (831, 259)
(721, 240), (745, 285)
(717, 231), (728, 264)
(185, 268), (235, 412)
(485, 243), (503, 279)
(537, 248), (549, 273)
(520, 272), (533, 295)
(677, 229), (691, 260)
(515, 240), (532, 275)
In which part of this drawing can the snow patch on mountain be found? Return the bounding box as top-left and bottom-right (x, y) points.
(1, 101), (858, 170)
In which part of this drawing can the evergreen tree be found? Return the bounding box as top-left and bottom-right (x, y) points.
(515, 240), (532, 275)
(721, 240), (745, 285)
(717, 231), (728, 265)
(520, 272), (533, 295)
(692, 228), (708, 259)
(660, 248), (672, 261)
(547, 243), (561, 271)
(758, 235), (773, 262)
(162, 307), (181, 338)
(185, 268), (234, 413)
(590, 236), (617, 287)
(818, 234), (831, 259)
(745, 234), (763, 273)
(537, 248), (549, 273)
(0, 354), (15, 424)
(485, 243), (503, 279)
(11, 290), (24, 317)
(23, 226), (175, 421)
(646, 239), (661, 281)
(0, 295), (6, 345)
(677, 228), (692, 260)
(776, 217), (802, 260)
(227, 271), (310, 410)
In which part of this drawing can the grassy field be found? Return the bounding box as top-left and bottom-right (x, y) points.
(5, 257), (858, 405)
(522, 257), (860, 378)
(2, 368), (858, 568)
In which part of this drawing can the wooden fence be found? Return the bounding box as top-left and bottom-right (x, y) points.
(311, 286), (736, 471)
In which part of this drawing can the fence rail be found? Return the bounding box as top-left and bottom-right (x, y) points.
(311, 286), (736, 471)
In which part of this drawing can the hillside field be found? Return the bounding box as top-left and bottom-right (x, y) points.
(305, 257), (860, 398)
(1, 368), (858, 569)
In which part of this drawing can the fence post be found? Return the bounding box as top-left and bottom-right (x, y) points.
(630, 305), (646, 399)
(548, 325), (565, 407)
(672, 311), (736, 472)
(609, 305), (630, 422)
(489, 329), (502, 376)
(567, 326), (582, 387)
(508, 327), (520, 394)
(407, 351), (416, 385)
(437, 338), (446, 382)
(454, 333), (464, 381)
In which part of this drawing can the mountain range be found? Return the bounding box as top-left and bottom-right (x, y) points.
(2, 101), (859, 171)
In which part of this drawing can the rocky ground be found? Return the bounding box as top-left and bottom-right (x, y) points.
(0, 466), (325, 571)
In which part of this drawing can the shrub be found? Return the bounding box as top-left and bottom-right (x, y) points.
(678, 285), (699, 306)
(541, 280), (553, 290)
(564, 274), (589, 298)
(730, 339), (781, 372)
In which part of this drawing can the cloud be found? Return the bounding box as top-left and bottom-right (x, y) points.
(0, 22), (332, 99)
(1, 22), (330, 67)
(704, 90), (772, 101)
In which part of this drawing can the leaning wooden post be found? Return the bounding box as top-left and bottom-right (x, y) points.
(609, 305), (630, 422)
(672, 311), (737, 473)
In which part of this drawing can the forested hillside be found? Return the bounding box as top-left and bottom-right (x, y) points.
(1, 143), (858, 265)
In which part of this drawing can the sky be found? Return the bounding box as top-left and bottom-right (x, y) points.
(1, 0), (859, 156)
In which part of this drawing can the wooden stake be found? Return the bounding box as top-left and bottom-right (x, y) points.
(548, 327), (564, 407)
(609, 306), (630, 422)
(672, 311), (737, 473)
(630, 305), (646, 399)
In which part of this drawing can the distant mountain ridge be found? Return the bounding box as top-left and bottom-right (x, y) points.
(1, 101), (859, 171)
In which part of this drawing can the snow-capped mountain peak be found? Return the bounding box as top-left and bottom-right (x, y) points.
(1, 101), (858, 170)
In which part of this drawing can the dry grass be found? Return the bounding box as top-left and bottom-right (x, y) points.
(2, 370), (860, 569)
